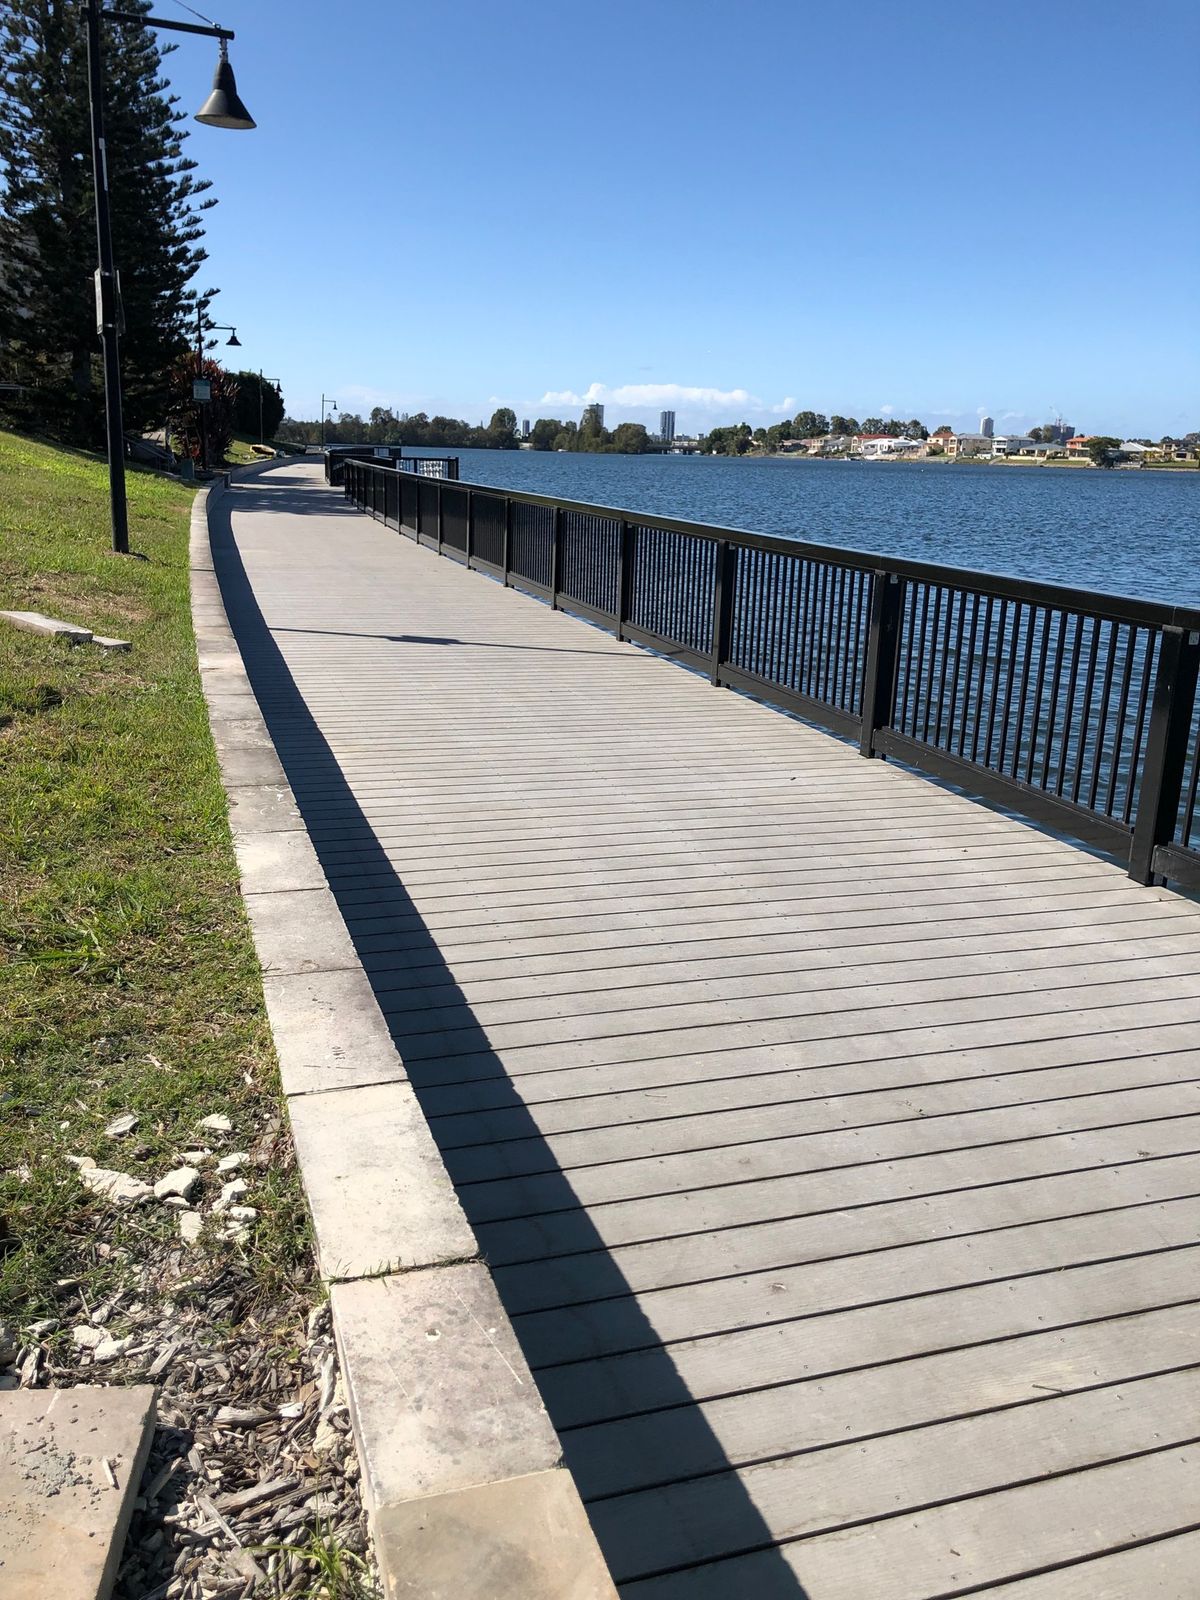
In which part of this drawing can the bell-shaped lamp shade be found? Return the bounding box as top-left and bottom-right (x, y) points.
(195, 41), (256, 131)
(226, 330), (241, 347)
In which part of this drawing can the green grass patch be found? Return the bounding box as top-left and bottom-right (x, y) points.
(226, 434), (270, 465)
(0, 429), (309, 1320)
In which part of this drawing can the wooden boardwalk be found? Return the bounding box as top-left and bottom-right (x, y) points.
(217, 462), (1200, 1598)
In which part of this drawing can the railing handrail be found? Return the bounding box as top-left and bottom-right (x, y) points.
(344, 456), (1200, 632)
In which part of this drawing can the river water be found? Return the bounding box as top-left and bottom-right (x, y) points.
(424, 449), (1199, 608)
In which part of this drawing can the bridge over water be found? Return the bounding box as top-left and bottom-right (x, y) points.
(213, 457), (1200, 1597)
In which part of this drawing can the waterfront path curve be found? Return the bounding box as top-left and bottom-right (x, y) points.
(213, 460), (1200, 1598)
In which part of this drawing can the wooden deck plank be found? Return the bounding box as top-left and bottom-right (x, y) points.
(963, 1528), (1200, 1598)
(617, 1447), (1200, 1598)
(358, 896), (1193, 974)
(489, 1131), (1200, 1312)
(564, 1302), (1200, 1498)
(378, 942), (1200, 1039)
(220, 465), (1200, 1599)
(443, 1080), (1200, 1183)
(590, 1369), (1200, 1581)
(510, 1197), (1200, 1368)
(426, 1019), (1200, 1117)
(372, 924), (1200, 1010)
(532, 1248), (1200, 1429)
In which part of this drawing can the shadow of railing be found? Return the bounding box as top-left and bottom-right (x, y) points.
(207, 479), (810, 1596)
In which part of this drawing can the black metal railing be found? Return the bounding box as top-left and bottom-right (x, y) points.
(323, 447), (459, 486)
(341, 456), (1200, 890)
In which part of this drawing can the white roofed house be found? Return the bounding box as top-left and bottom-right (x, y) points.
(854, 434), (928, 458)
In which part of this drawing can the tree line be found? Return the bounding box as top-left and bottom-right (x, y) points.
(279, 406), (522, 450)
(279, 406), (656, 455)
(701, 412), (931, 456)
(0, 0), (258, 455)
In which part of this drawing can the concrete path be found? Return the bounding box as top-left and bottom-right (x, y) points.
(212, 461), (1200, 1598)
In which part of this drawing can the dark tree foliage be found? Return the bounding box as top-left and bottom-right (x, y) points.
(0, 0), (214, 443)
(230, 370), (285, 442)
(701, 423), (754, 455)
(1086, 436), (1122, 467)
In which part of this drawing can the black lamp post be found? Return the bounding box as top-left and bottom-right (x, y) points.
(83, 6), (255, 554)
(258, 372), (282, 448)
(321, 394), (338, 446)
(193, 310), (241, 470)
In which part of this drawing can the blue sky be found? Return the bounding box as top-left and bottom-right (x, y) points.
(180, 0), (1199, 437)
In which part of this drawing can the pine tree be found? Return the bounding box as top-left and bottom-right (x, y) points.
(0, 0), (215, 443)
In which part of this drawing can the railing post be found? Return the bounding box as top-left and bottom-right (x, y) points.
(617, 520), (635, 640)
(415, 477), (423, 541)
(1128, 625), (1200, 883)
(859, 570), (903, 758)
(503, 498), (513, 586)
(465, 489), (474, 566)
(710, 539), (736, 685)
(551, 507), (563, 607)
(437, 483), (444, 554)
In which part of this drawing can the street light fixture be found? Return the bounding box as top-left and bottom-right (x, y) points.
(195, 38), (256, 130)
(84, 6), (256, 554)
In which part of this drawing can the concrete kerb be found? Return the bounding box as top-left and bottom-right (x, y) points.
(189, 467), (618, 1599)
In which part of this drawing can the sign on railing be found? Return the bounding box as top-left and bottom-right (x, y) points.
(340, 456), (1200, 891)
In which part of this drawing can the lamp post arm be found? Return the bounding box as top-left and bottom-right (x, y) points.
(102, 11), (234, 40)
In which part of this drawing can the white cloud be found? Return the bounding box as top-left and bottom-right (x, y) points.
(537, 381), (796, 421)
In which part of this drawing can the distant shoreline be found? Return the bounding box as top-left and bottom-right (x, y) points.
(752, 453), (1198, 473)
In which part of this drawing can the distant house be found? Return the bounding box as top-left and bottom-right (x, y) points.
(942, 433), (991, 458)
(854, 434), (927, 458)
(1065, 437), (1155, 462)
(781, 434), (850, 455)
(990, 435), (1038, 456)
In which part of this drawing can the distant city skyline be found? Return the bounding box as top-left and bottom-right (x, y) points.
(314, 387), (1178, 445)
(201, 4), (1198, 440)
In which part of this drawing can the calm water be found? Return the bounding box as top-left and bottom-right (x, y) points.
(423, 449), (1199, 607)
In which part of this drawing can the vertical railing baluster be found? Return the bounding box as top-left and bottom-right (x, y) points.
(465, 489), (474, 566)
(1129, 627), (1200, 882)
(502, 497), (512, 587)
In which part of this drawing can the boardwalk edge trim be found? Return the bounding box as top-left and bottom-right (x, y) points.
(190, 464), (618, 1599)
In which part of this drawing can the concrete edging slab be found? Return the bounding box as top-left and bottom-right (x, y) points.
(0, 1385), (157, 1600)
(189, 467), (617, 1598)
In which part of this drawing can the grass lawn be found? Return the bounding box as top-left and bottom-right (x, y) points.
(0, 429), (309, 1322)
(225, 434), (273, 465)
